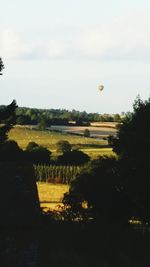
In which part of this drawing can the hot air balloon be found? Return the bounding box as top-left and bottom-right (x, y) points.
(97, 84), (104, 92)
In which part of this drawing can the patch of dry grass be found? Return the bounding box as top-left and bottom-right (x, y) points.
(37, 182), (69, 211)
(80, 148), (115, 158)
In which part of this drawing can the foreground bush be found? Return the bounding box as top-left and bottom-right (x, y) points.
(63, 156), (133, 224)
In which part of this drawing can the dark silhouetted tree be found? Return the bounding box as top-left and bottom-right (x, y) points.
(63, 156), (132, 223)
(0, 58), (4, 75)
(0, 60), (40, 226)
(109, 96), (150, 222)
(83, 129), (90, 137)
(37, 116), (50, 130)
(26, 141), (51, 164)
(56, 140), (72, 153)
(0, 100), (18, 143)
(57, 150), (90, 165)
(0, 140), (23, 162)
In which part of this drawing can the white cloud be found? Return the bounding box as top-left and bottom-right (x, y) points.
(76, 13), (150, 61)
(0, 29), (67, 60)
(0, 29), (34, 59)
(47, 40), (66, 58)
(1, 13), (150, 62)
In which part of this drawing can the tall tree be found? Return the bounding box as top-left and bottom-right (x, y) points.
(110, 96), (150, 222)
(0, 59), (17, 142)
(0, 100), (18, 143)
(0, 58), (4, 75)
(110, 96), (150, 160)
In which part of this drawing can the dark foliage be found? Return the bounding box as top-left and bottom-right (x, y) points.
(0, 57), (4, 75)
(83, 128), (90, 137)
(0, 100), (18, 143)
(0, 140), (24, 162)
(109, 96), (150, 222)
(13, 105), (122, 127)
(37, 116), (51, 130)
(0, 98), (40, 227)
(56, 140), (72, 153)
(111, 97), (150, 159)
(0, 162), (40, 226)
(26, 141), (51, 164)
(63, 156), (133, 223)
(57, 150), (90, 166)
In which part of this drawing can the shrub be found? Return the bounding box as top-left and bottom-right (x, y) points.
(83, 129), (90, 137)
(56, 140), (72, 153)
(57, 150), (90, 165)
(26, 142), (51, 164)
(63, 156), (132, 223)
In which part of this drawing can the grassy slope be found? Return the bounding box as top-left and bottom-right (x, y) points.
(8, 126), (115, 158)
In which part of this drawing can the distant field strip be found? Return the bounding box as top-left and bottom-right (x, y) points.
(51, 125), (117, 138)
(80, 148), (115, 158)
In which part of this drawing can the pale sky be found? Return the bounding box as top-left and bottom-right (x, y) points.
(1, 0), (150, 113)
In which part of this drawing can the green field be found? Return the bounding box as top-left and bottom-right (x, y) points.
(8, 125), (115, 158)
(80, 147), (114, 158)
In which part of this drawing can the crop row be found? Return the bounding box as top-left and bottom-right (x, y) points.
(34, 164), (81, 184)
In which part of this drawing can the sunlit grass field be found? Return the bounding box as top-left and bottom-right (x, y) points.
(8, 126), (115, 158)
(37, 182), (69, 211)
(80, 147), (115, 158)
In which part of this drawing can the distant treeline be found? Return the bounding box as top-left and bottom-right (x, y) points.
(0, 106), (123, 127)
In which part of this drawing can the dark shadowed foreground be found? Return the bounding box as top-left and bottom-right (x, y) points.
(0, 162), (40, 267)
(1, 219), (150, 267)
(0, 162), (150, 266)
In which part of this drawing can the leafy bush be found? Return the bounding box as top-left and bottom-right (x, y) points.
(63, 156), (132, 223)
(83, 129), (90, 137)
(26, 142), (51, 164)
(57, 150), (90, 165)
(56, 140), (72, 153)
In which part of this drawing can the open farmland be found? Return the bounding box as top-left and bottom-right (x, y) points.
(51, 124), (117, 139)
(8, 125), (116, 158)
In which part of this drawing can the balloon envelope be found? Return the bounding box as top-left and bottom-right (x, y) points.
(97, 84), (104, 91)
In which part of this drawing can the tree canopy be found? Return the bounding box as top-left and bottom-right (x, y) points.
(109, 96), (150, 222)
(63, 96), (150, 223)
(56, 140), (72, 153)
(63, 156), (132, 223)
(0, 58), (4, 75)
(8, 106), (122, 126)
(26, 141), (51, 164)
(110, 96), (150, 160)
(57, 150), (90, 165)
(0, 100), (18, 143)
